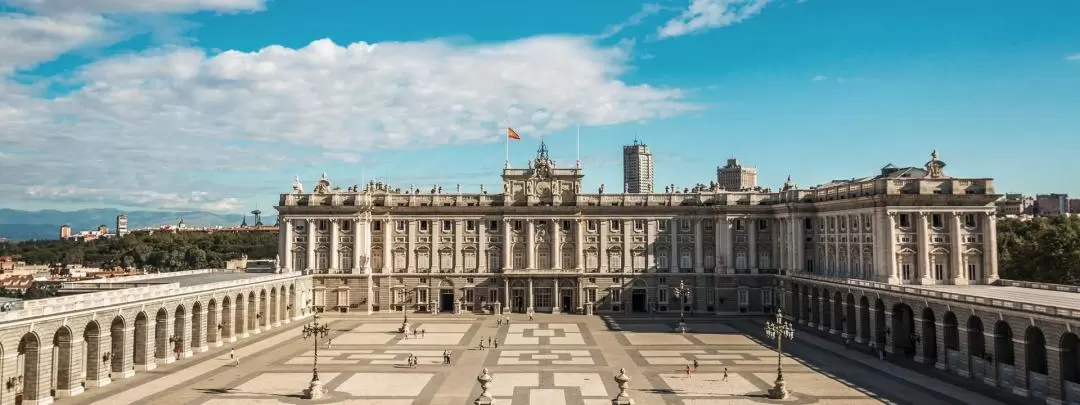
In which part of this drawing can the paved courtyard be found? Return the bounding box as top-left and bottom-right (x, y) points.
(64, 314), (1008, 405)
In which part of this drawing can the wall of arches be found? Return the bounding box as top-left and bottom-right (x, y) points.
(785, 278), (1080, 404)
(0, 279), (307, 405)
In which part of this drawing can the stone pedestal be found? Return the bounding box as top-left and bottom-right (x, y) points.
(475, 368), (494, 405)
(304, 379), (325, 399)
(585, 303), (594, 316)
(612, 368), (634, 404)
(494, 302), (503, 315)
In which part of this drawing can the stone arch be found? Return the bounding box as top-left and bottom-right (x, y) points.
(967, 315), (985, 358)
(1061, 332), (1080, 399)
(82, 320), (104, 387)
(53, 325), (78, 397)
(844, 294), (856, 337)
(995, 321), (1015, 365)
(154, 307), (169, 361)
(133, 311), (150, 369)
(247, 291), (258, 331)
(109, 316), (126, 374)
(1025, 325), (1048, 376)
(221, 295), (233, 340)
(437, 278), (455, 288)
(858, 295), (871, 342)
(269, 287), (279, 326)
(832, 291), (843, 333)
(258, 289), (268, 329)
(191, 301), (204, 351)
(921, 307), (937, 363)
(874, 299), (886, 347)
(18, 331), (45, 402)
(174, 303), (187, 359)
(207, 298), (219, 345)
(942, 311), (959, 367)
(288, 284), (296, 319)
(891, 302), (915, 356)
(234, 293), (245, 336)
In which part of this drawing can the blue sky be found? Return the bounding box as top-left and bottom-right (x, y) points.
(1, 0), (1079, 213)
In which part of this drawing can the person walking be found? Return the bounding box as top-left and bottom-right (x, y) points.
(497, 318), (502, 327)
(421, 329), (426, 338)
(685, 364), (692, 377)
(493, 338), (499, 349)
(693, 359), (699, 371)
(488, 337), (492, 347)
(230, 348), (239, 366)
(722, 368), (729, 382)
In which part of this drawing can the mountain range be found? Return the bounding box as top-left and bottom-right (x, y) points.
(0, 208), (277, 241)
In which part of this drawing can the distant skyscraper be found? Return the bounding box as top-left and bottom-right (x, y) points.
(116, 214), (129, 236)
(622, 140), (654, 193)
(716, 158), (758, 191)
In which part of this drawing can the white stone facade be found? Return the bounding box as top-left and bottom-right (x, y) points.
(276, 147), (1000, 315)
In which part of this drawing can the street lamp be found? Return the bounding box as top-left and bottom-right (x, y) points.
(301, 309), (331, 399)
(671, 280), (691, 333)
(765, 308), (795, 399)
(399, 288), (413, 333)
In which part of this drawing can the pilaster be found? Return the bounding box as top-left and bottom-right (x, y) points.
(407, 220), (417, 272)
(669, 219), (678, 272)
(25, 342), (54, 405)
(502, 219), (512, 270)
(329, 219), (339, 272)
(526, 219), (536, 269)
(984, 214), (1000, 283)
(281, 217), (292, 272)
(916, 212), (934, 285)
(454, 219), (464, 272)
(575, 219), (585, 270)
(306, 219), (316, 273)
(713, 218), (722, 271)
(747, 219), (757, 271)
(353, 218), (363, 274)
(950, 213), (966, 285)
(693, 219), (704, 272)
(478, 219), (488, 272)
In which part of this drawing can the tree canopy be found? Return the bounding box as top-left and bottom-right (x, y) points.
(0, 231), (277, 272)
(998, 216), (1080, 285)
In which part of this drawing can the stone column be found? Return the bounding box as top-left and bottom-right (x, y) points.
(853, 305), (865, 343)
(478, 219), (488, 272)
(599, 220), (608, 271)
(984, 215), (1000, 283)
(382, 217), (392, 273)
(330, 219), (340, 272)
(223, 301), (237, 343)
(916, 213), (933, 284)
(526, 219), (536, 269)
(622, 219), (631, 272)
(353, 218), (363, 274)
(552, 278), (561, 314)
(195, 306), (209, 352)
(454, 219), (464, 272)
(575, 219), (585, 270)
(432, 220), (441, 272)
(713, 218), (723, 271)
(1012, 338), (1029, 397)
(503, 219), (513, 270)
(179, 310), (193, 359)
(886, 213), (899, 283)
(748, 219), (758, 271)
(117, 326), (135, 378)
(157, 315), (175, 365)
(794, 216), (805, 272)
(306, 219), (316, 272)
(693, 219), (704, 272)
(553, 219), (562, 269)
(723, 217), (734, 273)
(503, 278), (511, 311)
(669, 219), (678, 272)
(56, 335), (85, 398)
(527, 278), (534, 313)
(282, 217), (292, 272)
(950, 213), (965, 284)
(407, 220), (417, 272)
(134, 322), (155, 371)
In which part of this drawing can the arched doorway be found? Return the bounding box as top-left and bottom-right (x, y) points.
(207, 299), (219, 346)
(943, 312), (959, 370)
(1024, 326), (1048, 399)
(53, 326), (78, 397)
(174, 304), (187, 359)
(288, 285), (296, 319)
(269, 288), (279, 325)
(109, 316), (126, 377)
(844, 294), (856, 338)
(967, 316), (987, 379)
(154, 308), (169, 363)
(18, 332), (44, 404)
(810, 288), (819, 326)
(247, 292), (258, 331)
(258, 290), (268, 329)
(629, 280), (647, 314)
(1061, 332), (1079, 403)
(994, 321), (1015, 390)
(82, 321), (106, 387)
(133, 312), (151, 370)
(221, 296), (233, 342)
(438, 280), (455, 313)
(873, 299), (886, 348)
(858, 296), (871, 343)
(920, 307), (937, 364)
(234, 293), (245, 337)
(191, 301), (203, 351)
(890, 303), (915, 356)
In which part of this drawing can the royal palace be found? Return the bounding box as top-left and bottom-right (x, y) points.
(276, 144), (1000, 316)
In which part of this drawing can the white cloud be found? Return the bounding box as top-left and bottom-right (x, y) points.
(4, 0), (266, 14)
(1066, 53), (1080, 61)
(811, 75), (828, 81)
(0, 13), (107, 73)
(657, 0), (772, 39)
(0, 36), (696, 211)
(598, 3), (665, 39)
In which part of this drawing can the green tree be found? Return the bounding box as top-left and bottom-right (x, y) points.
(998, 216), (1080, 285)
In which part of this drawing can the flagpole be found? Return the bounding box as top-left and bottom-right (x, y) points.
(576, 124), (581, 168)
(504, 126), (509, 168)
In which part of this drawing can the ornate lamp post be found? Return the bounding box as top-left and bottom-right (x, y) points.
(302, 310), (331, 399)
(765, 308), (795, 399)
(399, 288), (413, 333)
(671, 280), (691, 333)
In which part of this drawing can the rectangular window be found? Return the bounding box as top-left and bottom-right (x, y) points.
(758, 219), (768, 230)
(587, 220), (598, 232)
(586, 289), (596, 303)
(396, 220), (406, 231)
(931, 214), (944, 229)
(634, 220), (645, 231)
(805, 218), (813, 230)
(899, 214), (911, 228)
(735, 220), (745, 231)
(513, 220), (523, 232)
(967, 263), (977, 280)
(658, 220), (669, 232)
(902, 263), (912, 280)
(680, 220), (691, 232)
(466, 220), (475, 231)
(610, 288), (622, 302)
(964, 214), (978, 228)
(611, 220), (620, 231)
(442, 220), (452, 231)
(934, 263), (944, 280)
(563, 220), (572, 232)
(372, 220), (382, 231)
(658, 288), (668, 304)
(419, 221), (429, 232)
(737, 289), (749, 307)
(464, 289), (474, 303)
(489, 289), (498, 303)
(762, 288), (774, 308)
(318, 220), (329, 231)
(341, 220), (352, 232)
(489, 220), (499, 232)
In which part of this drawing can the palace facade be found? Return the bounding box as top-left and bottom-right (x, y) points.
(275, 144), (1000, 316)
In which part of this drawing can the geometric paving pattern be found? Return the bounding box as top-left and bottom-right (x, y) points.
(504, 323), (590, 345)
(496, 349), (606, 366)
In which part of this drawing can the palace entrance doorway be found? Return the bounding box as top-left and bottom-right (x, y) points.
(439, 289), (454, 313)
(631, 289), (647, 313)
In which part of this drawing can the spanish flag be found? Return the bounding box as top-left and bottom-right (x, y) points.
(507, 127), (521, 140)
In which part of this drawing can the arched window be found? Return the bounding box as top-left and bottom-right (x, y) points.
(656, 247), (669, 269)
(679, 248), (692, 269)
(735, 250), (747, 269)
(417, 248), (431, 270)
(487, 248), (501, 270)
(561, 247), (575, 269)
(608, 248), (622, 270)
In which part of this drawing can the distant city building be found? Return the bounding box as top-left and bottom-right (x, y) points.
(996, 194), (1034, 217)
(59, 225), (71, 239)
(116, 214), (129, 236)
(96, 224), (109, 235)
(622, 140), (654, 193)
(1035, 194), (1069, 216)
(716, 158), (758, 191)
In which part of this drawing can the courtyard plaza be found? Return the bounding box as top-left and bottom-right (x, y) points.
(59, 313), (1014, 405)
